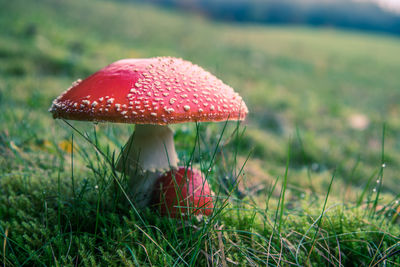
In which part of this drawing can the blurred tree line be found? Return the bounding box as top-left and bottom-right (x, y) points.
(132, 0), (400, 35)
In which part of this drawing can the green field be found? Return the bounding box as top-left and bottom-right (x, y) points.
(1, 0), (400, 265)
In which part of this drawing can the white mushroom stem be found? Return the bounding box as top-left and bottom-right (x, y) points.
(124, 171), (163, 208)
(116, 124), (179, 207)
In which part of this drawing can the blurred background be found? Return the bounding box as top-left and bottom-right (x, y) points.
(1, 0), (399, 201)
(138, 0), (400, 35)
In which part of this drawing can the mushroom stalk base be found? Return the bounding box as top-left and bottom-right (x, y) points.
(116, 124), (179, 207)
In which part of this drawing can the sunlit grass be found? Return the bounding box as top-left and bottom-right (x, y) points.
(1, 0), (400, 265)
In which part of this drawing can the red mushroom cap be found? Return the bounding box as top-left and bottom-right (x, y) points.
(151, 166), (214, 217)
(50, 57), (248, 125)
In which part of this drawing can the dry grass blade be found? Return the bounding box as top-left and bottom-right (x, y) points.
(136, 242), (153, 266)
(217, 225), (227, 267)
(201, 249), (213, 267)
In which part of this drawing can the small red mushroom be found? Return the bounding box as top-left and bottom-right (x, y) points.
(49, 57), (248, 207)
(151, 166), (214, 217)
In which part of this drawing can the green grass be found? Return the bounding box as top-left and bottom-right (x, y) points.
(1, 0), (400, 265)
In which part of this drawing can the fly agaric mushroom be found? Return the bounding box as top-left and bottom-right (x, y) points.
(49, 57), (248, 207)
(152, 166), (213, 217)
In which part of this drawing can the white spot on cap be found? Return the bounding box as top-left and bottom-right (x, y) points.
(164, 107), (175, 114)
(72, 79), (82, 87)
(184, 105), (190, 111)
